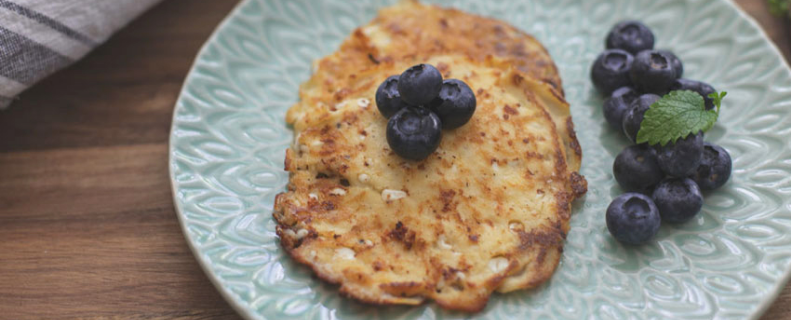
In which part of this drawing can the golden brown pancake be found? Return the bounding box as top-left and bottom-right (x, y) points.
(273, 0), (586, 312)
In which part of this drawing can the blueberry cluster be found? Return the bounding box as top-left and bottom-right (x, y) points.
(590, 21), (733, 245)
(375, 64), (476, 161)
(592, 21), (719, 134)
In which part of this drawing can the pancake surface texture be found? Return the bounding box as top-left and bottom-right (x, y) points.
(274, 0), (587, 312)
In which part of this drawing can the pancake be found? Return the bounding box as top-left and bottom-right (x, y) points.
(273, 0), (586, 312)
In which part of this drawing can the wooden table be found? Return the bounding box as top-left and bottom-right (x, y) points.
(0, 1), (788, 319)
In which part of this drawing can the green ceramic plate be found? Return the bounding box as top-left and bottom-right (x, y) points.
(169, 0), (791, 319)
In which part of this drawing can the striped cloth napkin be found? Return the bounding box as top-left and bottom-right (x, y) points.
(0, 0), (161, 109)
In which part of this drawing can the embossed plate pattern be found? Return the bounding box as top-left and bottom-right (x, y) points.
(169, 0), (791, 319)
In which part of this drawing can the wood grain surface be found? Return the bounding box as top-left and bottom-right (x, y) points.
(0, 0), (788, 319)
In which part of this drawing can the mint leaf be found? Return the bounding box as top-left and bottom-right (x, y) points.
(636, 90), (720, 146)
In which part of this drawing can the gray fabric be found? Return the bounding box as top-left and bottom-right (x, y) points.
(0, 0), (96, 46)
(0, 0), (161, 109)
(0, 25), (72, 85)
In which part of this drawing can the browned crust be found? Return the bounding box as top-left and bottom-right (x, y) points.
(435, 295), (489, 313)
(273, 0), (588, 313)
(566, 117), (582, 159)
(275, 225), (425, 307)
(570, 172), (588, 198)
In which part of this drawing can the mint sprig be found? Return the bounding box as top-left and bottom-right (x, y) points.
(636, 90), (727, 146)
(709, 91), (726, 113)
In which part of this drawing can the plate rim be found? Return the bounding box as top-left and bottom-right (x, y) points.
(168, 0), (791, 319)
(168, 0), (260, 319)
(710, 1), (791, 319)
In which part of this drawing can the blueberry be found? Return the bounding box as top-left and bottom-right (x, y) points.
(606, 193), (661, 245)
(622, 94), (660, 142)
(429, 79), (476, 129)
(656, 132), (704, 177)
(603, 86), (638, 130)
(670, 78), (700, 92)
(657, 50), (683, 79)
(630, 50), (678, 94)
(606, 21), (655, 54)
(376, 75), (408, 118)
(698, 81), (717, 110)
(398, 64), (443, 106)
(386, 107), (442, 161)
(652, 178), (703, 224)
(670, 79), (717, 110)
(591, 49), (634, 95)
(691, 142), (732, 190)
(613, 144), (664, 192)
